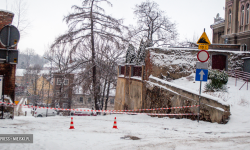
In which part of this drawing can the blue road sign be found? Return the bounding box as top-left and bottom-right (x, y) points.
(195, 69), (208, 82)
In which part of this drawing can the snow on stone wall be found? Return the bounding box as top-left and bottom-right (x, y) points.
(147, 47), (250, 80)
(147, 48), (198, 80)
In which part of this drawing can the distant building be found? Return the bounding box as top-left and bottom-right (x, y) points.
(71, 86), (115, 110)
(210, 0), (250, 73)
(52, 73), (74, 109)
(34, 75), (53, 105)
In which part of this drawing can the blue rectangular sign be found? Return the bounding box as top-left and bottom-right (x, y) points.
(195, 69), (208, 82)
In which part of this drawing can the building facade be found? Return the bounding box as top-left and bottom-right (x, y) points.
(211, 0), (250, 50)
(52, 73), (74, 109)
(0, 10), (16, 102)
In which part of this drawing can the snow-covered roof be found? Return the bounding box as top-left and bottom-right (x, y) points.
(40, 70), (50, 75)
(16, 69), (25, 76)
(0, 9), (14, 14)
(210, 19), (225, 26)
(16, 69), (52, 76)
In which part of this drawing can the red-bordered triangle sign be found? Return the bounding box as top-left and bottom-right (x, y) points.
(197, 32), (211, 45)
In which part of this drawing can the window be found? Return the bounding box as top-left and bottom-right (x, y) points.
(247, 4), (249, 24)
(63, 103), (68, 109)
(56, 90), (60, 97)
(110, 99), (114, 104)
(64, 79), (69, 85)
(63, 93), (68, 98)
(241, 5), (245, 26)
(80, 97), (83, 103)
(88, 98), (91, 103)
(120, 66), (125, 75)
(57, 78), (62, 85)
(55, 103), (59, 108)
(228, 9), (231, 24)
(57, 78), (69, 85)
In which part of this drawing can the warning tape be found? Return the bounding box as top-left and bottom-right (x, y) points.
(0, 102), (197, 116)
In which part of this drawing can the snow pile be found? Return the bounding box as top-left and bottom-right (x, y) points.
(150, 75), (229, 106)
(171, 73), (249, 106)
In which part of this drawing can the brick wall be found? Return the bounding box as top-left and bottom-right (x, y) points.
(0, 10), (16, 102)
(0, 11), (14, 30)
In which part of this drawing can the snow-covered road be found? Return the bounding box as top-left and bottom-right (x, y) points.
(1, 113), (250, 150)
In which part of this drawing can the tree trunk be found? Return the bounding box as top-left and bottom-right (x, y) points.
(90, 0), (99, 110)
(105, 79), (111, 110)
(101, 77), (107, 110)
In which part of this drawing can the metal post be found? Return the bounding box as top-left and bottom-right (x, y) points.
(235, 74), (237, 86)
(1, 75), (4, 119)
(6, 25), (11, 63)
(197, 81), (202, 123)
(247, 79), (248, 90)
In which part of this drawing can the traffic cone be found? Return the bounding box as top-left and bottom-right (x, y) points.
(69, 117), (75, 129)
(113, 117), (118, 129)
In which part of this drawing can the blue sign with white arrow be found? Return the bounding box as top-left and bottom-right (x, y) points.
(195, 69), (208, 82)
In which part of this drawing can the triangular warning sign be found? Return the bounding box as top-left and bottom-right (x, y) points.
(197, 32), (211, 45)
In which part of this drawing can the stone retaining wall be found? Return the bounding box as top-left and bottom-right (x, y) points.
(146, 77), (230, 124)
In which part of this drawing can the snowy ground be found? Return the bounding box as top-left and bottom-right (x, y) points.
(1, 74), (250, 150)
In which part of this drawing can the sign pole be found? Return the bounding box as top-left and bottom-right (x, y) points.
(196, 28), (210, 123)
(197, 81), (202, 123)
(1, 75), (4, 119)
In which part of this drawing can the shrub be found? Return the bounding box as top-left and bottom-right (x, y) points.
(205, 69), (228, 92)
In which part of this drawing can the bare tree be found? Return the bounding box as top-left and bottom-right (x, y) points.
(131, 0), (178, 47)
(11, 0), (30, 36)
(45, 48), (72, 111)
(25, 64), (42, 106)
(6, 0), (8, 10)
(51, 0), (127, 110)
(22, 48), (35, 68)
(95, 39), (124, 110)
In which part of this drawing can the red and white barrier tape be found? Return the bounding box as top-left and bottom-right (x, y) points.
(0, 102), (197, 116)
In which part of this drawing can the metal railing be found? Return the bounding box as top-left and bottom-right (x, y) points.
(227, 69), (250, 90)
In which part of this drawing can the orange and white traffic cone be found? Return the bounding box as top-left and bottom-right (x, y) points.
(69, 117), (75, 129)
(113, 117), (118, 129)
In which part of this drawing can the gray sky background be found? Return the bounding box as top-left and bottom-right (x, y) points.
(0, 0), (225, 56)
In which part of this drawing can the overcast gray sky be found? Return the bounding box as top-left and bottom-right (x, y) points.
(0, 0), (225, 56)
